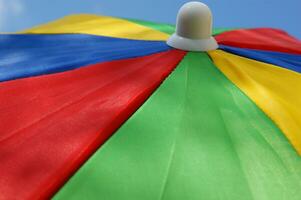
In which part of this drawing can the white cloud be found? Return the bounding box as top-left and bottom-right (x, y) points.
(0, 0), (25, 29)
(10, 0), (25, 14)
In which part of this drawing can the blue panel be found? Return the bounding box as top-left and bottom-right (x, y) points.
(219, 45), (301, 73)
(0, 34), (170, 82)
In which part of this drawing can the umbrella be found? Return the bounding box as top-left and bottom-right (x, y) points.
(1, 2), (301, 199)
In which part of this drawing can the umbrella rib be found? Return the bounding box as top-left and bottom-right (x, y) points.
(158, 57), (190, 200)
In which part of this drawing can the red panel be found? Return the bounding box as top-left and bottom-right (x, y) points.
(0, 49), (186, 199)
(215, 28), (301, 55)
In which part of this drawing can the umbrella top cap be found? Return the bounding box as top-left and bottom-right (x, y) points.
(167, 2), (218, 52)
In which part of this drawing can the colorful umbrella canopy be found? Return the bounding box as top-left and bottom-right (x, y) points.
(1, 3), (301, 200)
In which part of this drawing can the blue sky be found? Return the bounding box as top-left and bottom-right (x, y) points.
(1, 0), (300, 39)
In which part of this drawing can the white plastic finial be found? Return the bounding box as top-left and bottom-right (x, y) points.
(167, 1), (218, 51)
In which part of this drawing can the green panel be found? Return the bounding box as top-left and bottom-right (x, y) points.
(54, 52), (301, 200)
(126, 18), (235, 36)
(127, 18), (175, 35)
(212, 28), (236, 35)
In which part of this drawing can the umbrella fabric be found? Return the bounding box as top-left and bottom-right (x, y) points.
(209, 50), (301, 154)
(55, 52), (301, 200)
(21, 14), (169, 40)
(218, 45), (301, 73)
(0, 14), (300, 199)
(0, 34), (171, 82)
(215, 28), (301, 54)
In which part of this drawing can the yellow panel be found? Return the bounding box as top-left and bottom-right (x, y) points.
(209, 50), (301, 155)
(21, 14), (169, 41)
